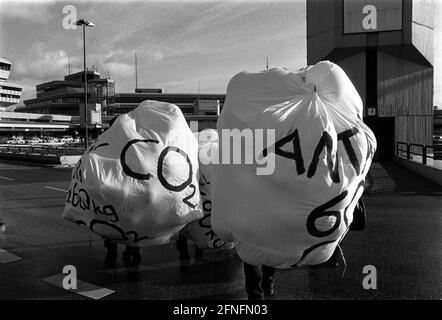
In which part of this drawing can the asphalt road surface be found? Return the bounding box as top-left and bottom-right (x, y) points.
(0, 159), (441, 300)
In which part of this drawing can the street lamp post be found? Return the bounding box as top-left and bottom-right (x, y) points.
(74, 19), (95, 151)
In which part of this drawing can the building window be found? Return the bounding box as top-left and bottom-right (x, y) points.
(0, 63), (11, 71)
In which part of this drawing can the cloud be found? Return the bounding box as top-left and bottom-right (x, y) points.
(7, 42), (80, 100)
(14, 48), (73, 79)
(18, 82), (37, 101)
(0, 0), (55, 23)
(104, 62), (133, 78)
(3, 0), (307, 100)
(158, 75), (231, 94)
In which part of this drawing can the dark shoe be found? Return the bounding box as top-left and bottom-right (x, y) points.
(263, 283), (275, 297)
(248, 294), (263, 300)
(179, 253), (190, 261)
(263, 289), (274, 298)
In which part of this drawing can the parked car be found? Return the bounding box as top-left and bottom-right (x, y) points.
(28, 137), (43, 145)
(44, 137), (59, 144)
(60, 136), (74, 144)
(6, 137), (25, 145)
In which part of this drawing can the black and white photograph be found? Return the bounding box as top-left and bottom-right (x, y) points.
(0, 0), (440, 310)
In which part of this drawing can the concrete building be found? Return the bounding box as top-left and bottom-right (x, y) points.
(110, 90), (225, 116)
(307, 0), (435, 158)
(21, 70), (115, 116)
(108, 90), (225, 131)
(0, 58), (22, 109)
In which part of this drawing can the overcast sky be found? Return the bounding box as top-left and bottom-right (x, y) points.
(0, 0), (306, 101)
(0, 0), (440, 106)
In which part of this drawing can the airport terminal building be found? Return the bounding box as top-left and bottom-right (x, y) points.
(22, 72), (225, 118)
(21, 70), (115, 116)
(20, 70), (225, 131)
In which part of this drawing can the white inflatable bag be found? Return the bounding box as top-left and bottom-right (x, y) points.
(63, 101), (202, 247)
(212, 61), (377, 268)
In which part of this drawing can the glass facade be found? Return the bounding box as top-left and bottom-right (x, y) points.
(0, 93), (21, 99)
(0, 85), (22, 92)
(89, 80), (115, 113)
(0, 63), (11, 71)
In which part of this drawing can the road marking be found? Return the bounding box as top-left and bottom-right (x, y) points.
(0, 248), (22, 264)
(0, 176), (14, 181)
(42, 274), (114, 300)
(44, 186), (67, 193)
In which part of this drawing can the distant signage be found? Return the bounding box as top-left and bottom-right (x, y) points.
(90, 103), (102, 126)
(80, 103), (102, 127)
(343, 0), (402, 34)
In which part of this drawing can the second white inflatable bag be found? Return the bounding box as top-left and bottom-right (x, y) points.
(212, 61), (377, 268)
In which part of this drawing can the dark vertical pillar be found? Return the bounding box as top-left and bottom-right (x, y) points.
(365, 48), (377, 112)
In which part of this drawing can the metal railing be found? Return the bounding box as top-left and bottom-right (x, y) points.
(397, 142), (442, 165)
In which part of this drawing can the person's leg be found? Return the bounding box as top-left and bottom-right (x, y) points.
(131, 246), (141, 266)
(194, 246), (203, 259)
(261, 265), (276, 297)
(176, 233), (191, 271)
(176, 233), (190, 260)
(104, 239), (117, 265)
(243, 262), (264, 300)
